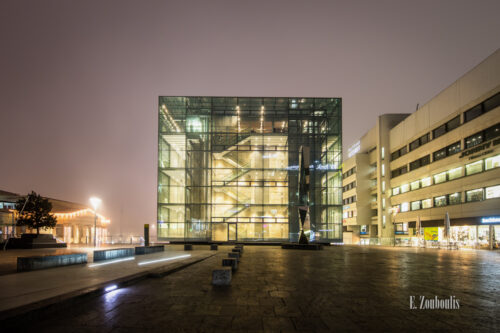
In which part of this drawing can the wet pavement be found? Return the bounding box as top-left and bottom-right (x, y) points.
(4, 245), (500, 332)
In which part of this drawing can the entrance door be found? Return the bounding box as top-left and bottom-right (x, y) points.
(228, 223), (237, 241)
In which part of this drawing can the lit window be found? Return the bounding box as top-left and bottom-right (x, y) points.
(401, 202), (410, 212)
(401, 184), (410, 193)
(411, 201), (421, 211)
(466, 189), (483, 202)
(410, 180), (420, 191)
(465, 161), (483, 176)
(449, 192), (461, 205)
(382, 181), (386, 193)
(382, 215), (386, 228)
(422, 198), (432, 209)
(421, 177), (432, 187)
(381, 164), (385, 176)
(381, 147), (385, 160)
(434, 196), (447, 207)
(485, 185), (500, 199)
(392, 187), (400, 196)
(485, 154), (500, 170)
(382, 198), (386, 209)
(433, 172), (447, 184)
(448, 167), (462, 180)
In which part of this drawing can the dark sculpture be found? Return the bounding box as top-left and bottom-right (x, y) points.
(298, 146), (310, 244)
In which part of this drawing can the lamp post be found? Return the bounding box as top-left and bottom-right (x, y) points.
(89, 197), (102, 248)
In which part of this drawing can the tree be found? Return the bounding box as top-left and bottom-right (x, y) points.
(15, 191), (57, 235)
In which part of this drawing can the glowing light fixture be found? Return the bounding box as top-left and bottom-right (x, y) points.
(88, 257), (135, 268)
(104, 285), (118, 292)
(138, 254), (190, 266)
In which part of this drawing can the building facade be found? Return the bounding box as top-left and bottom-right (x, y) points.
(343, 50), (500, 249)
(0, 189), (110, 245)
(157, 97), (342, 243)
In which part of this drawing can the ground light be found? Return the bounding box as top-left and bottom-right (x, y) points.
(138, 254), (190, 266)
(104, 285), (118, 292)
(88, 257), (135, 268)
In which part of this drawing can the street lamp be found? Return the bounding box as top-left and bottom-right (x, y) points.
(89, 197), (102, 247)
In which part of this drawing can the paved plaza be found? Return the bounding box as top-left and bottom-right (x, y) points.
(3, 245), (500, 332)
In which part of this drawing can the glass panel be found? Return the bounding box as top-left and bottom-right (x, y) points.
(228, 224), (237, 241)
(212, 223), (228, 241)
(422, 198), (432, 209)
(485, 154), (500, 170)
(466, 189), (483, 202)
(485, 185), (500, 199)
(392, 187), (400, 196)
(411, 201), (421, 211)
(434, 196), (447, 207)
(401, 202), (409, 212)
(401, 184), (410, 193)
(448, 167), (462, 180)
(410, 180), (420, 191)
(421, 177), (432, 187)
(466, 161), (483, 176)
(449, 192), (461, 205)
(433, 172), (447, 184)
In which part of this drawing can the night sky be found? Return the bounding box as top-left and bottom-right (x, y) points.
(1, 0), (499, 235)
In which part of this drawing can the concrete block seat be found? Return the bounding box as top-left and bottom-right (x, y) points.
(222, 258), (238, 271)
(135, 245), (164, 255)
(94, 248), (134, 261)
(17, 253), (87, 272)
(231, 248), (242, 256)
(228, 252), (240, 262)
(212, 267), (232, 286)
(210, 244), (218, 251)
(184, 244), (193, 251)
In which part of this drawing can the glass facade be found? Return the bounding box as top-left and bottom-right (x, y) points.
(157, 97), (342, 243)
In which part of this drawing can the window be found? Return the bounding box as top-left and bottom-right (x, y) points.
(485, 185), (500, 199)
(382, 181), (386, 193)
(409, 155), (430, 171)
(448, 192), (461, 205)
(391, 146), (408, 161)
(401, 183), (410, 193)
(382, 215), (386, 228)
(465, 132), (483, 149)
(433, 172), (447, 184)
(433, 124), (447, 139)
(464, 104), (482, 123)
(411, 201), (421, 211)
(401, 202), (409, 212)
(392, 187), (400, 196)
(381, 147), (385, 160)
(382, 198), (386, 209)
(395, 223), (408, 234)
(434, 196), (447, 207)
(448, 167), (462, 180)
(422, 198), (432, 209)
(483, 92), (500, 113)
(484, 123), (500, 141)
(381, 164), (385, 176)
(410, 180), (420, 191)
(466, 189), (483, 202)
(410, 133), (430, 151)
(391, 165), (408, 178)
(485, 154), (500, 170)
(446, 116), (461, 132)
(421, 177), (432, 187)
(466, 160), (483, 176)
(343, 167), (356, 179)
(433, 148), (446, 162)
(447, 141), (461, 156)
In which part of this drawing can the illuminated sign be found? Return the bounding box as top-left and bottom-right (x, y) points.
(459, 137), (500, 159)
(481, 216), (500, 224)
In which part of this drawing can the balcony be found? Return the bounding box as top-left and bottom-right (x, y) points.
(370, 201), (378, 209)
(369, 170), (378, 179)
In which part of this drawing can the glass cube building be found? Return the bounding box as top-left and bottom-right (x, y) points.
(157, 97), (342, 243)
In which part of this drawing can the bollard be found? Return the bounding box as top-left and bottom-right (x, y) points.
(184, 244), (193, 251)
(231, 248), (242, 257)
(212, 268), (232, 286)
(222, 258), (238, 271)
(228, 252), (240, 262)
(210, 244), (218, 251)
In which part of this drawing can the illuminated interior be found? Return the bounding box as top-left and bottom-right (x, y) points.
(157, 97), (342, 242)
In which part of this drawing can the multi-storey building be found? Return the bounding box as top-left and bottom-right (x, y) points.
(343, 49), (500, 249)
(157, 97), (342, 243)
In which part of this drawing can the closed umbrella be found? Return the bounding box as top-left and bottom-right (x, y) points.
(444, 212), (451, 244)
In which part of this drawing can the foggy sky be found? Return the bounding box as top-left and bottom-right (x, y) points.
(1, 0), (499, 235)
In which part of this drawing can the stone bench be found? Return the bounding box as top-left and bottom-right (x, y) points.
(135, 245), (164, 255)
(222, 258), (238, 271)
(17, 253), (87, 272)
(212, 267), (232, 286)
(210, 244), (218, 251)
(231, 248), (242, 256)
(184, 244), (193, 251)
(93, 248), (134, 261)
(228, 252), (240, 262)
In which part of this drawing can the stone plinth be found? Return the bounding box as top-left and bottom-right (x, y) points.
(93, 248), (134, 261)
(212, 267), (231, 286)
(222, 258), (238, 271)
(228, 252), (240, 262)
(135, 245), (164, 255)
(17, 253), (87, 272)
